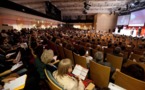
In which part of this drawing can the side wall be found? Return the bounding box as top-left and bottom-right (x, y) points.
(94, 13), (118, 33)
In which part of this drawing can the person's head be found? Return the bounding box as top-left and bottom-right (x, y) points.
(31, 31), (38, 38)
(41, 49), (54, 64)
(86, 43), (91, 48)
(57, 59), (72, 76)
(96, 45), (102, 51)
(125, 64), (145, 81)
(113, 47), (121, 55)
(55, 39), (61, 45)
(79, 47), (86, 56)
(108, 43), (112, 48)
(94, 51), (103, 62)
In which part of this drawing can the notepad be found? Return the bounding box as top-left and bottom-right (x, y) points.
(10, 61), (23, 71)
(4, 74), (27, 90)
(108, 82), (126, 90)
(72, 64), (88, 80)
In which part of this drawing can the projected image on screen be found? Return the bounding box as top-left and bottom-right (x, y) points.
(129, 9), (145, 26)
(117, 15), (130, 25)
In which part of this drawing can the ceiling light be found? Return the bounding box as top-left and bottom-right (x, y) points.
(131, 3), (135, 6)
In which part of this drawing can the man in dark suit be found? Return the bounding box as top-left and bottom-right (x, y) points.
(138, 27), (142, 36)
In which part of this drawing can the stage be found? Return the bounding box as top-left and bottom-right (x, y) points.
(113, 28), (142, 37)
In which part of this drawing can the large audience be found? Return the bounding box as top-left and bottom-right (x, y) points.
(0, 27), (145, 90)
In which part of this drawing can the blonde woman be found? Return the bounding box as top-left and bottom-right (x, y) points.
(53, 59), (85, 90)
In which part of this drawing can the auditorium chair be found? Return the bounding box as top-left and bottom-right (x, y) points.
(57, 45), (65, 59)
(114, 71), (145, 90)
(73, 53), (87, 68)
(44, 69), (95, 90)
(64, 48), (74, 65)
(129, 53), (142, 62)
(90, 61), (110, 88)
(107, 54), (123, 70)
(44, 69), (63, 90)
(123, 59), (145, 72)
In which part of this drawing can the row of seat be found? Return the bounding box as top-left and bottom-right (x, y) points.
(47, 40), (145, 90)
(44, 60), (145, 90)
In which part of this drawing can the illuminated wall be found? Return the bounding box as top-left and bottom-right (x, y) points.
(0, 18), (56, 30)
(94, 13), (117, 32)
(73, 23), (93, 30)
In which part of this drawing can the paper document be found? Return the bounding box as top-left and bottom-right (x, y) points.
(108, 82), (126, 90)
(72, 64), (88, 80)
(11, 61), (23, 71)
(4, 74), (27, 90)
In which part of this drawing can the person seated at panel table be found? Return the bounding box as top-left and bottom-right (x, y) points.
(131, 27), (134, 36)
(138, 27), (142, 36)
(53, 59), (85, 90)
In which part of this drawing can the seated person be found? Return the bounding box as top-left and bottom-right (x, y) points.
(113, 47), (123, 57)
(123, 64), (145, 81)
(30, 42), (58, 78)
(113, 47), (127, 64)
(0, 51), (22, 73)
(0, 67), (27, 89)
(78, 47), (93, 64)
(94, 51), (115, 74)
(53, 59), (85, 90)
(29, 35), (58, 75)
(0, 37), (12, 52)
(41, 49), (58, 73)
